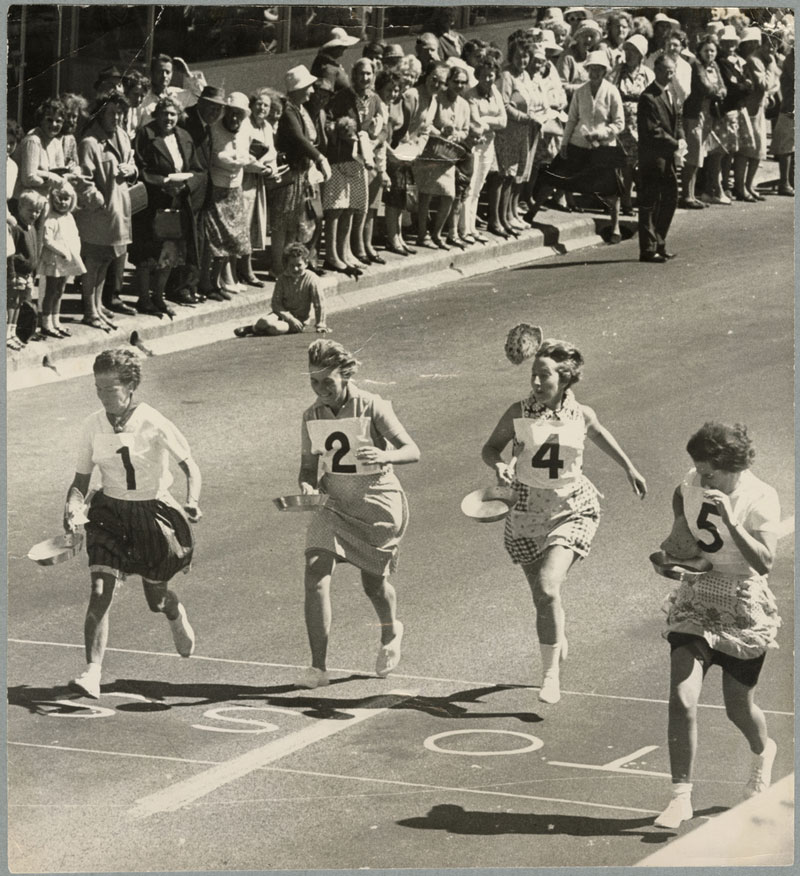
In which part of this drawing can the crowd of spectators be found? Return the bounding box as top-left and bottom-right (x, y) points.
(6, 6), (796, 352)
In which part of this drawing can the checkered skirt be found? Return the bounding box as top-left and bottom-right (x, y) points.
(503, 475), (601, 565)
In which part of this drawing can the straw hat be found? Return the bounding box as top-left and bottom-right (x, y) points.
(573, 19), (602, 40)
(740, 26), (762, 43)
(323, 26), (359, 48)
(719, 24), (741, 42)
(653, 12), (680, 28)
(285, 64), (317, 92)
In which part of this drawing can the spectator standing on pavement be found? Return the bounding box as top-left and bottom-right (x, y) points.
(530, 52), (625, 243)
(12, 97), (67, 202)
(482, 329), (647, 705)
(772, 46), (794, 196)
(311, 27), (359, 93)
(637, 55), (686, 263)
(681, 36), (726, 208)
(132, 95), (205, 316)
(75, 91), (137, 330)
(233, 242), (328, 337)
(736, 27), (778, 202)
(429, 7), (466, 60)
(274, 66), (331, 280)
(716, 26), (753, 200)
(7, 190), (46, 344)
(121, 71), (150, 141)
(654, 422), (781, 829)
(206, 93), (270, 297)
(138, 54), (203, 129)
(240, 87), (279, 288)
(607, 34), (654, 214)
(58, 93), (88, 171)
(602, 11), (634, 68)
(557, 19), (602, 103)
(465, 56), (507, 243)
(295, 338), (420, 689)
(63, 348), (202, 701)
(415, 33), (442, 73)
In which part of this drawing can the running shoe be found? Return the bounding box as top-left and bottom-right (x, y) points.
(538, 674), (561, 704)
(169, 604), (195, 657)
(295, 667), (330, 689)
(743, 738), (777, 799)
(654, 795), (693, 829)
(69, 665), (101, 699)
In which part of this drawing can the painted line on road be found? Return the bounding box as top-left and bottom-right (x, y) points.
(7, 741), (661, 816)
(9, 637), (794, 716)
(127, 689), (418, 819)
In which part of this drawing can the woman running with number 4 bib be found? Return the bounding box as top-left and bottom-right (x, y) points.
(482, 327), (647, 704)
(296, 339), (420, 689)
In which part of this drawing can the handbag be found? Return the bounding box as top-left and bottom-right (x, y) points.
(153, 208), (183, 240)
(128, 181), (148, 215)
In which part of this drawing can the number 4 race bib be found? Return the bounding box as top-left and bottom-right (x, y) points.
(513, 418), (584, 490)
(305, 417), (381, 476)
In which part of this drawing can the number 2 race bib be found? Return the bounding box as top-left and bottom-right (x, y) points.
(513, 418), (584, 490)
(305, 417), (380, 476)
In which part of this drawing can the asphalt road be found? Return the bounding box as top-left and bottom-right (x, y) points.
(6, 195), (795, 873)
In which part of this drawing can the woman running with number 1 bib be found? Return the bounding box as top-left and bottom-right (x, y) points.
(296, 339), (420, 689)
(482, 327), (647, 703)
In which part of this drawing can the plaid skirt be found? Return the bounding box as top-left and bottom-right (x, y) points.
(323, 161), (368, 212)
(504, 475), (601, 566)
(306, 470), (408, 577)
(662, 570), (781, 659)
(86, 491), (194, 582)
(204, 185), (251, 258)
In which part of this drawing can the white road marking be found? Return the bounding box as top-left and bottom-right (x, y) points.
(605, 745), (661, 770)
(549, 744), (670, 777)
(8, 637), (794, 715)
(8, 741), (661, 815)
(424, 729), (544, 756)
(127, 690), (418, 819)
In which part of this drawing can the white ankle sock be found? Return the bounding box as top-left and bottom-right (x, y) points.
(539, 643), (561, 678)
(672, 782), (693, 799)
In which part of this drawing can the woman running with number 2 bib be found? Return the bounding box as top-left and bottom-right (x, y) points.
(482, 326), (647, 703)
(296, 339), (420, 689)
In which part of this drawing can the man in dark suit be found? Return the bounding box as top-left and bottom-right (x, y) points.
(637, 55), (686, 263)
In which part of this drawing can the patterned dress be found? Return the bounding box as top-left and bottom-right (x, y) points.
(504, 390), (601, 566)
(662, 469), (782, 659)
(303, 384), (409, 577)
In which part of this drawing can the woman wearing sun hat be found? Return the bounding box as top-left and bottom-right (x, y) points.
(481, 325), (646, 704)
(273, 65), (332, 279)
(607, 34), (654, 214)
(556, 18), (602, 101)
(311, 27), (360, 93)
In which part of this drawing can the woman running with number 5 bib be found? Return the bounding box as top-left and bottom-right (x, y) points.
(482, 327), (647, 703)
(296, 339), (420, 689)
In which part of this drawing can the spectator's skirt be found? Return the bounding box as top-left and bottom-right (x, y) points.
(772, 111), (795, 156)
(685, 107), (719, 167)
(268, 170), (309, 237)
(537, 143), (624, 197)
(715, 108), (756, 156)
(384, 162), (415, 210)
(413, 159), (456, 198)
(740, 107), (768, 161)
(204, 185), (251, 258)
(242, 173), (269, 250)
(494, 119), (534, 181)
(85, 490), (194, 582)
(323, 161), (369, 212)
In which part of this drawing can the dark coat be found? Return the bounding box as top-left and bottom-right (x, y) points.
(637, 81), (685, 165)
(276, 101), (323, 172)
(683, 59), (727, 119)
(717, 55), (751, 112)
(131, 121), (204, 266)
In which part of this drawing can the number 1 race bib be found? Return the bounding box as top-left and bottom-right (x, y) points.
(513, 418), (584, 490)
(305, 417), (380, 476)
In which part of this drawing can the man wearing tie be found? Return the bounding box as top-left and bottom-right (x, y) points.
(637, 55), (686, 263)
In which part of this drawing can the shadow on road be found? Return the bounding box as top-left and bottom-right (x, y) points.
(8, 681), (542, 724)
(397, 802), (727, 843)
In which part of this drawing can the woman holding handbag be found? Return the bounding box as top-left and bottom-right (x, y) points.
(132, 95), (205, 316)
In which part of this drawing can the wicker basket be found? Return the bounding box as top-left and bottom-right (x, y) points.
(419, 135), (467, 163)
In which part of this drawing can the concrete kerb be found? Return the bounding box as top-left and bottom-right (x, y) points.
(6, 212), (604, 390)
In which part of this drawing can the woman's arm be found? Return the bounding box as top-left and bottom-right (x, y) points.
(356, 427), (420, 466)
(701, 489), (777, 575)
(481, 402), (519, 485)
(583, 404), (647, 497)
(178, 456), (202, 522)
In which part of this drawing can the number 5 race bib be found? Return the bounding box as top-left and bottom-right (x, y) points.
(305, 417), (380, 476)
(513, 418), (584, 490)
